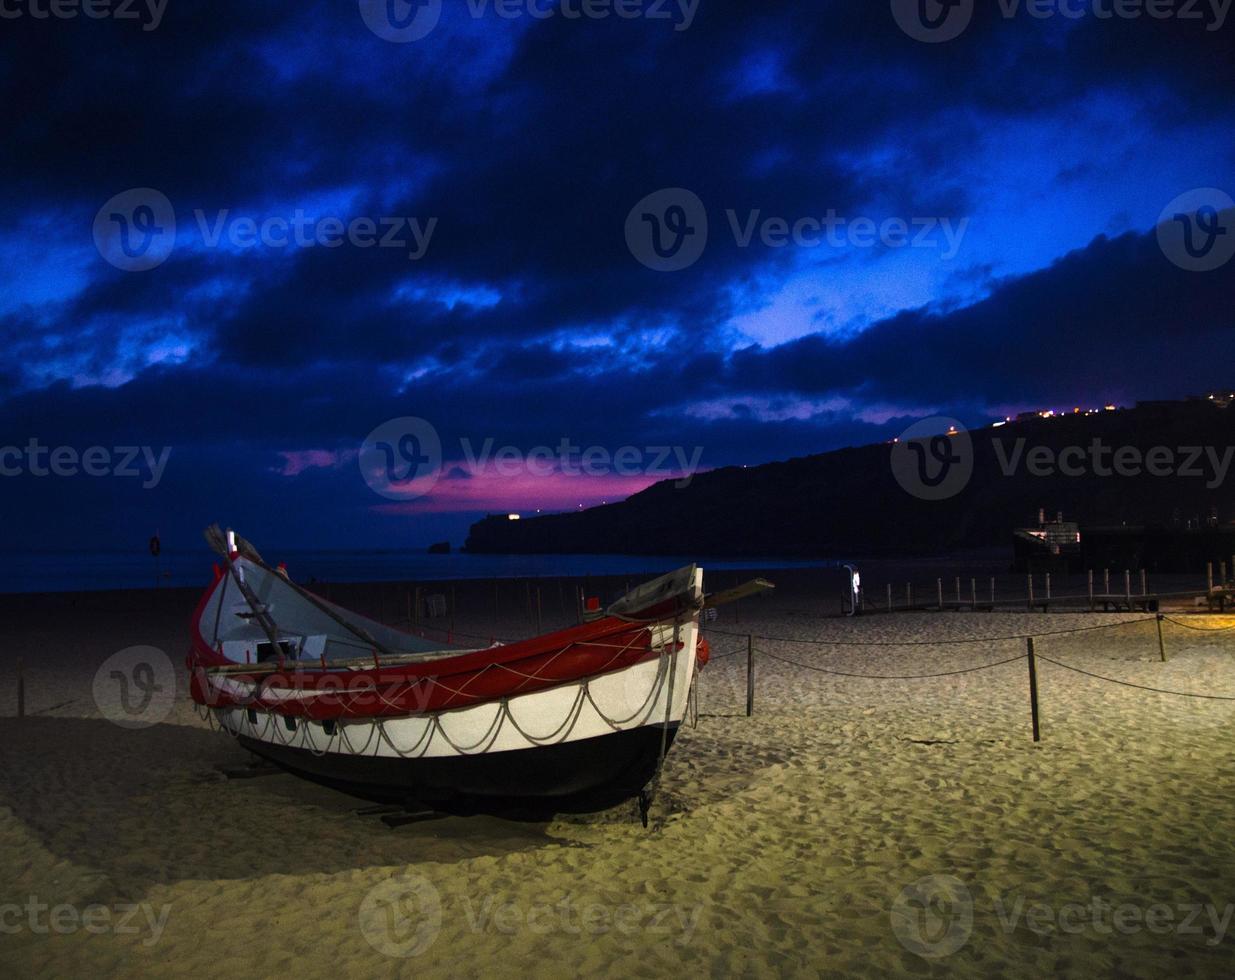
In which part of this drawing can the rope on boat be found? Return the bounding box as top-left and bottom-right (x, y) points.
(204, 628), (687, 761)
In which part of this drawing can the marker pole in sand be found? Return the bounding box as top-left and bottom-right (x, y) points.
(1156, 614), (1167, 662)
(1026, 637), (1041, 743)
(16, 658), (24, 720)
(746, 634), (754, 718)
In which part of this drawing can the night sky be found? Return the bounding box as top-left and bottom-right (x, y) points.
(1, 1), (1233, 552)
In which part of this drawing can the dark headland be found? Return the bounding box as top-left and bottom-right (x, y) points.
(466, 395), (1235, 560)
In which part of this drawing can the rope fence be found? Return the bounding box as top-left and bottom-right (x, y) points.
(701, 613), (1235, 740)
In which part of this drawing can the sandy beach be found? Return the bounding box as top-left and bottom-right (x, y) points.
(2, 569), (1235, 978)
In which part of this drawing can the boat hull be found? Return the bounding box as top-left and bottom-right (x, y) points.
(236, 724), (678, 817)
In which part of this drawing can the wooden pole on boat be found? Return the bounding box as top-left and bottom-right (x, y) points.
(1026, 637), (1041, 743)
(746, 634), (754, 718)
(16, 658), (24, 720)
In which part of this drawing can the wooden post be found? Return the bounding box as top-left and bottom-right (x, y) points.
(936, 578), (943, 611)
(955, 577), (961, 606)
(887, 583), (893, 612)
(746, 634), (754, 718)
(1045, 572), (1052, 602)
(1221, 561), (1228, 589)
(1156, 614), (1167, 662)
(990, 577), (996, 606)
(907, 583), (912, 609)
(1104, 568), (1110, 595)
(1141, 569), (1148, 596)
(1088, 570), (1095, 610)
(1026, 637), (1041, 742)
(1027, 574), (1034, 611)
(1207, 562), (1214, 595)
(1124, 570), (1132, 609)
(970, 578), (977, 609)
(16, 658), (24, 721)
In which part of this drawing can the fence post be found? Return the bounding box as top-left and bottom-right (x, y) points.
(1026, 637), (1041, 743)
(746, 634), (754, 718)
(1088, 570), (1094, 611)
(1156, 614), (1167, 662)
(16, 658), (24, 721)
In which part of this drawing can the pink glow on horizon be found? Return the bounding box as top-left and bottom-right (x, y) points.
(371, 467), (699, 515)
(275, 448), (355, 476)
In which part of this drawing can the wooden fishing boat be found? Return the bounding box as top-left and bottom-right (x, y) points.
(188, 527), (769, 818)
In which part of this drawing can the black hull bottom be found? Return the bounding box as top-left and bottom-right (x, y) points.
(236, 724), (678, 818)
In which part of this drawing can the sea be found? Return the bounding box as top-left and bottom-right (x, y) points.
(0, 548), (835, 595)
